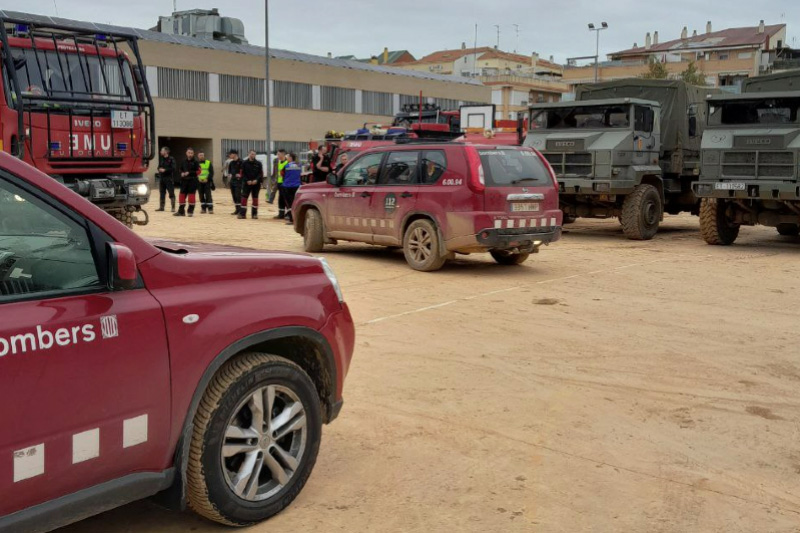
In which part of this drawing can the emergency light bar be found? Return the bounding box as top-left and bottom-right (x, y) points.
(13, 24), (29, 36)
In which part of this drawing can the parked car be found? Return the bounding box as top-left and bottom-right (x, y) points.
(0, 152), (355, 532)
(292, 142), (562, 271)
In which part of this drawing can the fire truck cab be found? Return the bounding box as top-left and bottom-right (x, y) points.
(0, 12), (155, 227)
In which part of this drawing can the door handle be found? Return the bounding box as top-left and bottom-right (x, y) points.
(400, 192), (413, 198)
(360, 191), (371, 198)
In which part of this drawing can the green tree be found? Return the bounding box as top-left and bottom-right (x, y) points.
(641, 57), (669, 79)
(680, 60), (707, 86)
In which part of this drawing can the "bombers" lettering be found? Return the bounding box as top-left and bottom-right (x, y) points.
(0, 324), (97, 358)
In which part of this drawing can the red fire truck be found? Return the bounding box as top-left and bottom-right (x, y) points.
(0, 13), (155, 226)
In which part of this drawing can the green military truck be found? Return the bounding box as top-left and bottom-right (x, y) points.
(526, 79), (713, 240)
(694, 70), (800, 244)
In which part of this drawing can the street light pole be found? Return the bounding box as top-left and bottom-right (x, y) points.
(588, 22), (609, 83)
(264, 0), (272, 157)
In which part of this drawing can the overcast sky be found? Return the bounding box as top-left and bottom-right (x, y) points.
(4, 1), (800, 63)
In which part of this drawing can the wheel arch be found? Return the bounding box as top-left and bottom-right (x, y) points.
(293, 201), (324, 235)
(155, 326), (338, 511)
(639, 175), (664, 203)
(401, 211), (447, 255)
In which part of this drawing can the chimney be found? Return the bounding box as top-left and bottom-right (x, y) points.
(681, 26), (688, 40)
(327, 52), (332, 58)
(634, 42), (638, 48)
(370, 56), (378, 65)
(692, 29), (698, 37)
(653, 31), (659, 45)
(759, 20), (765, 34)
(462, 41), (466, 50)
(645, 32), (652, 50)
(383, 47), (389, 64)
(549, 55), (554, 63)
(706, 21), (712, 34)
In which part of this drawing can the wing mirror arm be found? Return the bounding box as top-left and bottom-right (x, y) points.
(327, 173), (340, 186)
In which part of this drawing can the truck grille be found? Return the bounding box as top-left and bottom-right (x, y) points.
(543, 152), (593, 176)
(722, 151), (795, 179)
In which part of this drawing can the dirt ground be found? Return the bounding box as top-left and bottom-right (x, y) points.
(60, 195), (800, 533)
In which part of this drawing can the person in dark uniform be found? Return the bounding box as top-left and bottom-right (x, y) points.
(197, 151), (215, 214)
(155, 146), (176, 212)
(226, 150), (244, 215)
(239, 150), (264, 219)
(175, 147), (201, 217)
(312, 145), (331, 183)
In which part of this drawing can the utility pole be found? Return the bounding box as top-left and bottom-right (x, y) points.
(473, 24), (478, 76)
(588, 22), (609, 83)
(264, 0), (272, 157)
(513, 24), (519, 53)
(494, 24), (500, 49)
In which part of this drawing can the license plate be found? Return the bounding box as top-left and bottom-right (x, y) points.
(511, 202), (540, 212)
(111, 110), (134, 129)
(714, 182), (746, 191)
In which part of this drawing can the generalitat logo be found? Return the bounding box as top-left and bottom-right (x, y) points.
(0, 315), (118, 358)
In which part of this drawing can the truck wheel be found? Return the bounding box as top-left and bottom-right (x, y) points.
(403, 219), (447, 272)
(563, 214), (577, 225)
(113, 209), (134, 228)
(303, 209), (325, 253)
(621, 184), (662, 240)
(490, 250), (530, 265)
(699, 199), (740, 245)
(776, 223), (800, 237)
(186, 353), (322, 526)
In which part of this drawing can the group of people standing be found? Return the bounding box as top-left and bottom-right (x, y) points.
(155, 144), (334, 223)
(156, 146), (215, 216)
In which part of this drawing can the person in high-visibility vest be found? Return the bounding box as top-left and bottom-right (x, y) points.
(268, 149), (287, 209)
(197, 152), (216, 214)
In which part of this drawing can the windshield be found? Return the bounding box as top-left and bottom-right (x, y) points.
(709, 99), (800, 126)
(478, 149), (551, 186)
(7, 47), (139, 105)
(532, 105), (632, 130)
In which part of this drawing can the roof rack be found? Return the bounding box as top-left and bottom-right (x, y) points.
(394, 138), (457, 145)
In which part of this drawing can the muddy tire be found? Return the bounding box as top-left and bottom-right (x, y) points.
(403, 219), (446, 272)
(621, 184), (662, 240)
(562, 214), (577, 225)
(303, 209), (325, 253)
(699, 199), (740, 245)
(186, 353), (322, 526)
(113, 209), (134, 228)
(776, 223), (800, 237)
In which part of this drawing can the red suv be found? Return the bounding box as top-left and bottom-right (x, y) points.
(0, 153), (355, 531)
(293, 142), (562, 271)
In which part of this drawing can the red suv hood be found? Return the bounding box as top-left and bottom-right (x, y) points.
(146, 238), (309, 258)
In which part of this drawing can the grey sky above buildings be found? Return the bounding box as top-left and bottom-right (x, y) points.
(5, 0), (800, 64)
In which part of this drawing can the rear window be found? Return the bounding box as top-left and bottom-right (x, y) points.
(478, 149), (551, 186)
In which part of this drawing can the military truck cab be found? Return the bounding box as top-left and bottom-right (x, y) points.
(528, 80), (711, 240)
(694, 91), (800, 244)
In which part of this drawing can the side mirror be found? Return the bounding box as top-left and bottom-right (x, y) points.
(327, 173), (339, 186)
(107, 243), (137, 291)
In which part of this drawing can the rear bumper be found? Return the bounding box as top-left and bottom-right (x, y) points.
(693, 180), (800, 201)
(476, 227), (562, 249)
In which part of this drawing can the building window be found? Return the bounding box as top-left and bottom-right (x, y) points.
(220, 75), (265, 106)
(157, 67), (209, 101)
(274, 141), (310, 155)
(321, 86), (356, 113)
(433, 97), (460, 110)
(361, 90), (393, 116)
(273, 80), (313, 109)
(400, 94), (419, 106)
(222, 139), (269, 155)
(718, 54), (729, 61)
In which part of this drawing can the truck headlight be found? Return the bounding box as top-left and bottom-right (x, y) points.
(131, 184), (149, 196)
(319, 258), (344, 303)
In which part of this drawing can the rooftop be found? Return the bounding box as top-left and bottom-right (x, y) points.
(611, 23), (785, 58)
(0, 10), (482, 86)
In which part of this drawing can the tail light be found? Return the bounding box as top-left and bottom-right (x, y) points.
(464, 146), (485, 193)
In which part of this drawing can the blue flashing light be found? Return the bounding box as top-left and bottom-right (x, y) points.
(96, 34), (107, 42)
(14, 24), (30, 36)
(50, 141), (61, 151)
(116, 142), (128, 151)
